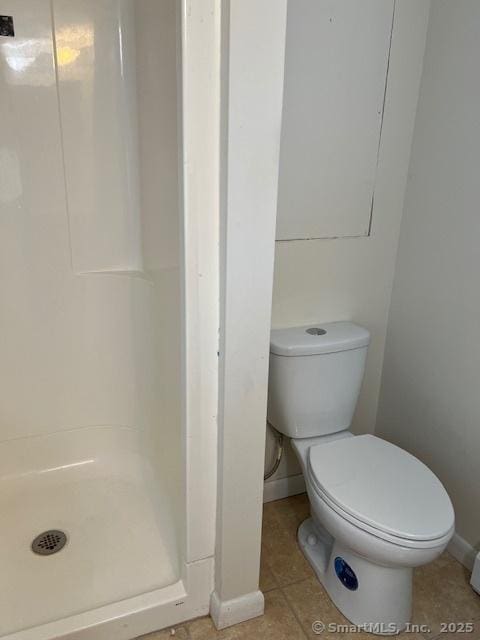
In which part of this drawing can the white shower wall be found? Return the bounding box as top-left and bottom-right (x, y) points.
(0, 1), (191, 635)
(0, 0), (181, 469)
(54, 0), (143, 274)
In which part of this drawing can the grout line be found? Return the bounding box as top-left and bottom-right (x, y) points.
(262, 584), (279, 593)
(278, 585), (310, 639)
(276, 575), (315, 590)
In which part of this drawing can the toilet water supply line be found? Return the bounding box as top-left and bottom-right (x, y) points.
(264, 423), (284, 481)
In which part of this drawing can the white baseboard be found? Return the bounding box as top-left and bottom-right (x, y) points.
(448, 532), (477, 571)
(210, 590), (264, 630)
(263, 473), (306, 503)
(471, 553), (480, 594)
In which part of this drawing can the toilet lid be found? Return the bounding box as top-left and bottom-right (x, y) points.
(307, 435), (454, 542)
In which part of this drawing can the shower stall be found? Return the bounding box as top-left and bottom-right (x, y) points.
(0, 1), (218, 638)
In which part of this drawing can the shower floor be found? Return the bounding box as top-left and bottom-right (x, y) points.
(0, 426), (180, 638)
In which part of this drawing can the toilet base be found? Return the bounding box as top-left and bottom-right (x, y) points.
(298, 518), (412, 635)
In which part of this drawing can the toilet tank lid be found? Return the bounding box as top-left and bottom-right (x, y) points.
(270, 322), (370, 356)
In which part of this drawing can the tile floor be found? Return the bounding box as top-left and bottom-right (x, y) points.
(139, 494), (480, 640)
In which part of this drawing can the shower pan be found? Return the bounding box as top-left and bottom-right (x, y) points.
(0, 1), (217, 638)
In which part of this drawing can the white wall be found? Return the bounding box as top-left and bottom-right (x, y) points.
(376, 0), (480, 559)
(265, 0), (430, 495)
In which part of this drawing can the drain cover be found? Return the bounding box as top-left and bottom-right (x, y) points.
(31, 530), (67, 556)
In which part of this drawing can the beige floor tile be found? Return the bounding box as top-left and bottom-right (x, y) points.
(283, 576), (370, 640)
(412, 552), (480, 638)
(138, 496), (480, 640)
(187, 589), (306, 640)
(136, 625), (189, 639)
(263, 494), (310, 536)
(261, 495), (315, 587)
(263, 494), (308, 530)
(282, 575), (425, 640)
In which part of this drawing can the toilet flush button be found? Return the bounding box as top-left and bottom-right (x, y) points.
(306, 327), (326, 336)
(307, 533), (318, 546)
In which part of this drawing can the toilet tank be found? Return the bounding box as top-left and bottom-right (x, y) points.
(267, 322), (370, 438)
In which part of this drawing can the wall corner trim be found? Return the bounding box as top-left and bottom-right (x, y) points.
(209, 590), (264, 630)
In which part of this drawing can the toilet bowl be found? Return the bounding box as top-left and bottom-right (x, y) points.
(267, 322), (455, 634)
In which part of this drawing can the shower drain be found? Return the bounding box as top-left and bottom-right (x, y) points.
(31, 530), (67, 556)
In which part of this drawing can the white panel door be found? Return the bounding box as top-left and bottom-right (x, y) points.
(276, 0), (394, 240)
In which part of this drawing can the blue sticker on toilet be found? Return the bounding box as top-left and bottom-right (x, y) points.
(334, 557), (358, 591)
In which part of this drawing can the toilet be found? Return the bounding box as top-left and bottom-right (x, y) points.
(267, 322), (455, 634)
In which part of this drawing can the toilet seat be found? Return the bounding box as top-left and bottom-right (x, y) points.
(307, 435), (454, 547)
